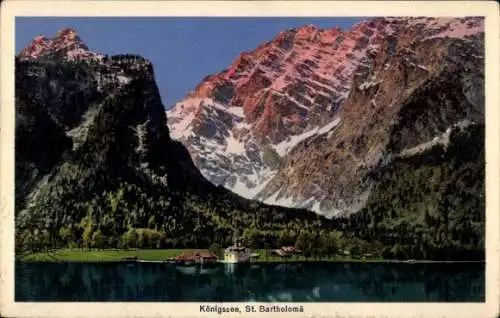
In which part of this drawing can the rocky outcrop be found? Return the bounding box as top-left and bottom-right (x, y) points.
(19, 28), (103, 61)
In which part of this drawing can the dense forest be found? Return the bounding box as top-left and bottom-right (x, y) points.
(15, 55), (485, 261)
(15, 56), (335, 255)
(337, 124), (485, 260)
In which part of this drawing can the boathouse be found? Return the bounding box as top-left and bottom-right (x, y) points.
(175, 251), (218, 264)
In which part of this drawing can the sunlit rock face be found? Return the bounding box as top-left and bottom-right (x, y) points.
(167, 17), (484, 217)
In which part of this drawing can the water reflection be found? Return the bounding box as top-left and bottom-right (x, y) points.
(15, 261), (485, 302)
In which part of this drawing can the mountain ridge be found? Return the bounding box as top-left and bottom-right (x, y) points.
(167, 16), (484, 217)
(19, 28), (103, 61)
(15, 24), (485, 261)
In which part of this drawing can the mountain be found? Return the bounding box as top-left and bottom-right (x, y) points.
(15, 29), (335, 253)
(167, 17), (485, 217)
(15, 26), (485, 261)
(19, 28), (103, 61)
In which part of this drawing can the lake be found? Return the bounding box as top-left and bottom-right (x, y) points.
(15, 261), (485, 302)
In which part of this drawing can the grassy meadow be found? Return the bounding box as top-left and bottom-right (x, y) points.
(18, 248), (385, 263)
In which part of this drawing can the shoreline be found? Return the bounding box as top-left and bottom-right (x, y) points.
(16, 259), (486, 264)
(17, 259), (485, 263)
(16, 249), (484, 264)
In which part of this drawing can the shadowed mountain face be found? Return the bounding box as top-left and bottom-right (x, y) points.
(15, 22), (485, 261)
(167, 17), (485, 218)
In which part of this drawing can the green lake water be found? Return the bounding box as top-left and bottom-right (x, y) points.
(15, 261), (485, 302)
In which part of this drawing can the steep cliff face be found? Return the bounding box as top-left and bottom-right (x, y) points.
(167, 17), (485, 216)
(167, 19), (400, 197)
(257, 19), (485, 216)
(15, 88), (73, 211)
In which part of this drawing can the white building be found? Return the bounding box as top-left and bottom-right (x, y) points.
(223, 245), (252, 263)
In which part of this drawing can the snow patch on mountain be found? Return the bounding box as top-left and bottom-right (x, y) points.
(359, 79), (382, 91)
(318, 118), (342, 135)
(167, 98), (202, 139)
(398, 120), (473, 158)
(225, 130), (246, 155)
(263, 190), (343, 218)
(66, 104), (100, 149)
(133, 121), (148, 155)
(230, 168), (277, 198)
(117, 75), (131, 85)
(167, 97), (276, 199)
(274, 128), (318, 157)
(274, 117), (341, 156)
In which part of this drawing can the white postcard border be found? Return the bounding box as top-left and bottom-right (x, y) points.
(1, 1), (499, 317)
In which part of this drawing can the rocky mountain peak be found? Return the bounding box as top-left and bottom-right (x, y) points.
(33, 35), (49, 42)
(19, 27), (100, 61)
(295, 24), (320, 40)
(56, 27), (78, 36)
